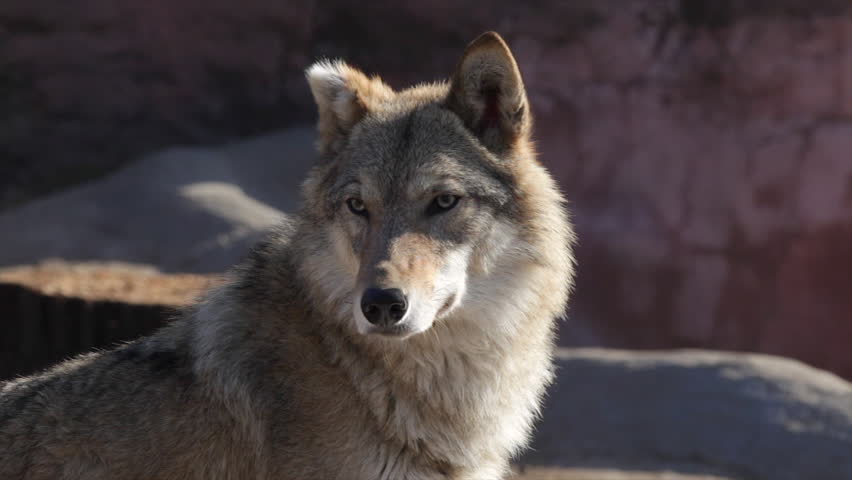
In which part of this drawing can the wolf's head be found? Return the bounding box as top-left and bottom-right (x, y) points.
(300, 32), (570, 339)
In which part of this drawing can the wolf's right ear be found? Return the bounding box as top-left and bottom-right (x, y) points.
(306, 60), (393, 156)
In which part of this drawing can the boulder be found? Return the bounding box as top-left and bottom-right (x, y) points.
(525, 349), (852, 480)
(0, 128), (314, 272)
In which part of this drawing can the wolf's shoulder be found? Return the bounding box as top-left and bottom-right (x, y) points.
(1, 331), (196, 422)
(1, 350), (104, 415)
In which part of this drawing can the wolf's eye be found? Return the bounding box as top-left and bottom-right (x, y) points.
(347, 198), (367, 216)
(429, 194), (461, 214)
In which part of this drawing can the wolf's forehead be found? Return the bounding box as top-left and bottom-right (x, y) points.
(321, 106), (515, 218)
(349, 109), (471, 165)
(342, 108), (503, 189)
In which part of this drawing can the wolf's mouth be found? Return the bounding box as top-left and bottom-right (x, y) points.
(437, 294), (456, 317)
(371, 324), (410, 338)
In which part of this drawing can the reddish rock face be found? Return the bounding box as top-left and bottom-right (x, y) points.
(0, 0), (316, 207)
(525, 4), (852, 381)
(769, 225), (852, 378)
(2, 1), (851, 377)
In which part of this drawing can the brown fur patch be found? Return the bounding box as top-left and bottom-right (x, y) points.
(378, 233), (442, 292)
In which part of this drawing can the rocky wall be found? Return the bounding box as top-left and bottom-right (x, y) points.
(2, 1), (851, 377)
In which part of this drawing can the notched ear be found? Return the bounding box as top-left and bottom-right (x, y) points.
(306, 60), (393, 156)
(446, 32), (531, 154)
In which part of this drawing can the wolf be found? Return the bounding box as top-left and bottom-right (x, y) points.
(0, 32), (575, 479)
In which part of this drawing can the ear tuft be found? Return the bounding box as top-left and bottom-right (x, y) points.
(447, 32), (531, 154)
(306, 60), (392, 156)
(306, 61), (361, 129)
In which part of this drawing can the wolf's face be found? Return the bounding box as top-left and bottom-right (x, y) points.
(303, 33), (534, 338)
(324, 113), (518, 337)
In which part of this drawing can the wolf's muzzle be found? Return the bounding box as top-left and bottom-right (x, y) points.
(360, 288), (407, 327)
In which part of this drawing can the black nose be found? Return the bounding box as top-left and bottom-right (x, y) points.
(360, 288), (408, 327)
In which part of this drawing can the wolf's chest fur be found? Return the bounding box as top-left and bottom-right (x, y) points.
(299, 272), (556, 480)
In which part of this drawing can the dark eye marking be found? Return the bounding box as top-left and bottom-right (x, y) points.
(347, 198), (368, 217)
(427, 194), (461, 215)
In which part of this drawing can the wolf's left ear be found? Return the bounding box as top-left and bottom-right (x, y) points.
(306, 60), (393, 156)
(447, 32), (531, 154)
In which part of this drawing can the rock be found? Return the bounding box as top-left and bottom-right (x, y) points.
(513, 468), (731, 480)
(0, 0), (315, 209)
(3, 1), (852, 378)
(0, 261), (222, 380)
(518, 3), (852, 381)
(0, 260), (219, 305)
(523, 349), (852, 480)
(0, 128), (314, 272)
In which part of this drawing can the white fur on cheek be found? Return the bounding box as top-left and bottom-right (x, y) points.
(474, 220), (530, 274)
(299, 230), (361, 329)
(435, 246), (471, 316)
(330, 224), (360, 277)
(404, 246), (472, 335)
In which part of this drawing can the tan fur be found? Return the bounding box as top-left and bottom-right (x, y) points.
(0, 32), (576, 480)
(379, 233), (441, 291)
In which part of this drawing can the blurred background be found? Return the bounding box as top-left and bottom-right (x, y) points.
(1, 1), (851, 478)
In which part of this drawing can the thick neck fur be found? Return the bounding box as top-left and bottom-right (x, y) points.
(187, 157), (574, 479)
